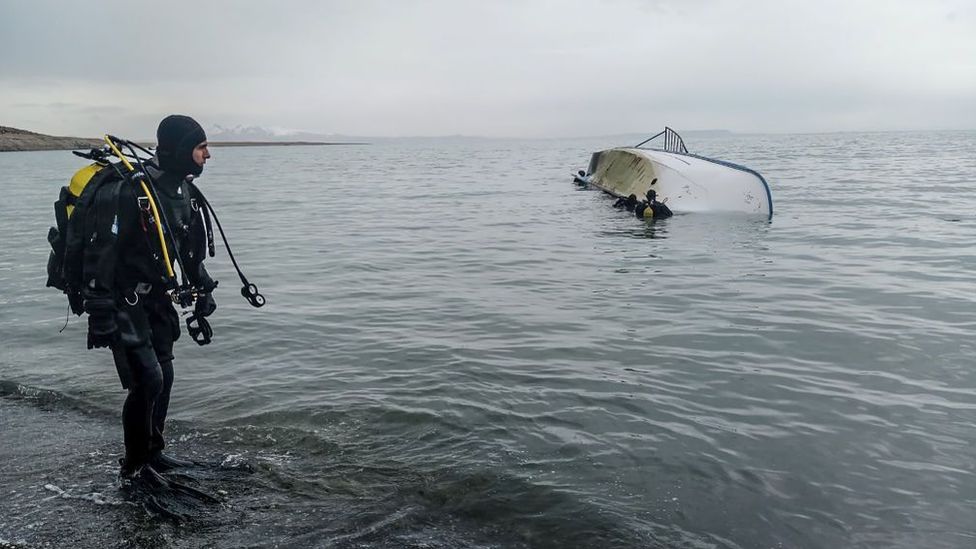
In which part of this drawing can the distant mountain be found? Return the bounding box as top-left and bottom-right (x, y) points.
(205, 124), (493, 143)
(206, 124), (364, 143)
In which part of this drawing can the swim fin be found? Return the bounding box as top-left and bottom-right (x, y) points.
(121, 464), (220, 521)
(150, 451), (202, 473)
(150, 451), (254, 480)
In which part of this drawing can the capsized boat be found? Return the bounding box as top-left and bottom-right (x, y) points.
(576, 128), (772, 218)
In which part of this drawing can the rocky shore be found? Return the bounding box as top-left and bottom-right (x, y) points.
(0, 126), (104, 152)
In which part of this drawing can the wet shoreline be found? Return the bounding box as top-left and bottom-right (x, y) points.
(0, 390), (548, 549)
(0, 393), (251, 548)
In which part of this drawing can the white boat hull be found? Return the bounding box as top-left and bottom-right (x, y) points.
(585, 147), (773, 217)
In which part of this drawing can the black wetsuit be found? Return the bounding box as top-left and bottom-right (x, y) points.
(614, 194), (639, 211)
(649, 201), (673, 218)
(82, 162), (215, 469)
(635, 200), (673, 219)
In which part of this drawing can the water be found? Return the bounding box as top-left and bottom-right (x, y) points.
(1, 131), (975, 548)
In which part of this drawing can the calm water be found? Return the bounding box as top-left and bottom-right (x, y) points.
(1, 131), (975, 548)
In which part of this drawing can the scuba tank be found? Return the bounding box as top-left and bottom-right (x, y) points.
(46, 149), (117, 312)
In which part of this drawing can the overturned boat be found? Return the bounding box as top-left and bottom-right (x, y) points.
(576, 128), (772, 218)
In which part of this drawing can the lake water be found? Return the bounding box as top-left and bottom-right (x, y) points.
(1, 131), (975, 548)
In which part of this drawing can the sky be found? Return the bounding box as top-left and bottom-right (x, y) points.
(1, 0), (975, 138)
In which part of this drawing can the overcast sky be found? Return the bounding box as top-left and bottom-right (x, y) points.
(2, 0), (974, 138)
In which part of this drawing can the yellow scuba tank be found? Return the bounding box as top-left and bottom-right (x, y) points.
(46, 155), (114, 303)
(635, 201), (654, 219)
(66, 163), (104, 218)
(642, 204), (654, 219)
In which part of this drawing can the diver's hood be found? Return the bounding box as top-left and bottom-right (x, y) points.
(156, 115), (206, 177)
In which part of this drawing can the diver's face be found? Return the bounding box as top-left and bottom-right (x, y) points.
(192, 142), (211, 167)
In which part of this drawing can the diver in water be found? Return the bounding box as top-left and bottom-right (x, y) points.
(83, 115), (218, 481)
(613, 194), (639, 211)
(573, 170), (588, 185)
(646, 189), (673, 218)
(635, 189), (673, 219)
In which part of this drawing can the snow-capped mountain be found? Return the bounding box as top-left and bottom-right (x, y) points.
(206, 124), (353, 142)
(208, 124), (300, 141)
(205, 124), (488, 143)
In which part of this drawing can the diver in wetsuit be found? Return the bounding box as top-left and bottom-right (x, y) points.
(83, 115), (218, 479)
(613, 194), (639, 211)
(635, 189), (673, 219)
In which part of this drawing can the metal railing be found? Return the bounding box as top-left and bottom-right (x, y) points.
(634, 127), (688, 154)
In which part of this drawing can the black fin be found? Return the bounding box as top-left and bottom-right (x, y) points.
(122, 464), (221, 521)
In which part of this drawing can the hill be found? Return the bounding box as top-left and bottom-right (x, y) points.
(0, 126), (105, 152)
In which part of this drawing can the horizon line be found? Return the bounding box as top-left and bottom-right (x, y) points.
(5, 124), (976, 142)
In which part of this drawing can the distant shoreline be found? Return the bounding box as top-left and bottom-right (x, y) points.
(0, 126), (104, 152)
(0, 126), (367, 152)
(207, 141), (368, 147)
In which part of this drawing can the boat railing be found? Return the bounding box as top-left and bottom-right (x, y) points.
(634, 127), (688, 154)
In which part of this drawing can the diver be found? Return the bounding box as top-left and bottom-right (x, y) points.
(82, 115), (219, 483)
(613, 194), (639, 211)
(635, 189), (673, 219)
(573, 170), (589, 185)
(646, 189), (673, 218)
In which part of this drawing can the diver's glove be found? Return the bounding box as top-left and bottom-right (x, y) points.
(87, 313), (117, 349)
(194, 293), (217, 318)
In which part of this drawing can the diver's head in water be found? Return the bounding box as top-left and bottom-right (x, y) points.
(157, 115), (210, 178)
(646, 189), (657, 203)
(626, 194), (638, 211)
(578, 170), (585, 177)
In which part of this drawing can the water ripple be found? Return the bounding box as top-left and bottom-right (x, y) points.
(2, 131), (975, 548)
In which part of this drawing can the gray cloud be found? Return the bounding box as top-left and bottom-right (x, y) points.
(2, 0), (974, 137)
